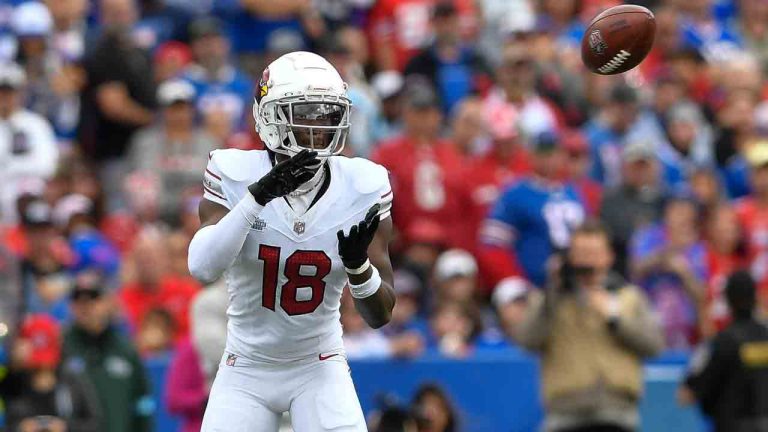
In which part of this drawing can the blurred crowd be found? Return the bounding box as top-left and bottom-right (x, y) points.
(2, 0), (768, 430)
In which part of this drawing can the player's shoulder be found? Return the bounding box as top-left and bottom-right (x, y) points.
(330, 156), (390, 195)
(208, 149), (270, 182)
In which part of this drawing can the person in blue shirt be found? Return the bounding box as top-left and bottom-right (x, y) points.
(404, 2), (490, 116)
(182, 17), (252, 132)
(584, 83), (643, 188)
(480, 130), (586, 288)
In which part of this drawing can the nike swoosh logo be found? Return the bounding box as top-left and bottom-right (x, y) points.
(318, 353), (339, 361)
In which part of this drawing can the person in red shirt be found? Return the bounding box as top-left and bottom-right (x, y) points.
(119, 229), (200, 340)
(462, 110), (531, 253)
(703, 204), (746, 337)
(372, 83), (468, 250)
(561, 129), (602, 217)
(735, 143), (768, 314)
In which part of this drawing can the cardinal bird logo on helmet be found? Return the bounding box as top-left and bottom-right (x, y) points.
(258, 67), (270, 102)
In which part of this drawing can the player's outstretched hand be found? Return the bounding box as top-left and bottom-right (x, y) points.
(248, 150), (319, 205)
(337, 204), (380, 269)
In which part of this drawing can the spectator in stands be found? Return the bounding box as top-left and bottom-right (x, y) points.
(463, 106), (531, 255)
(79, 0), (156, 204)
(432, 249), (479, 304)
(371, 70), (404, 143)
(367, 0), (438, 71)
(703, 204), (746, 337)
(0, 62), (58, 225)
(399, 219), (449, 289)
(518, 221), (664, 432)
(449, 97), (487, 157)
(120, 228), (200, 339)
(657, 101), (714, 191)
(127, 79), (218, 221)
(384, 270), (427, 338)
(735, 142), (768, 312)
(719, 97), (760, 199)
(584, 83), (642, 187)
(494, 277), (531, 338)
(53, 194), (120, 280)
(404, 1), (489, 115)
(411, 383), (458, 432)
(689, 167), (723, 213)
(601, 141), (666, 277)
(62, 272), (154, 432)
(426, 300), (479, 358)
(12, 198), (72, 322)
(166, 337), (208, 432)
(153, 41), (193, 83)
(483, 43), (559, 144)
(342, 293), (423, 359)
(372, 83), (467, 249)
(631, 196), (707, 350)
(230, 0), (315, 59)
(561, 129), (602, 217)
(183, 17), (253, 135)
(736, 0), (768, 73)
(191, 280), (228, 382)
(11, 2), (57, 119)
(137, 307), (176, 357)
(479, 131), (585, 289)
(2, 314), (101, 432)
(681, 270), (768, 432)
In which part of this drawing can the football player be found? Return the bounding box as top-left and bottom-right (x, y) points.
(188, 51), (396, 431)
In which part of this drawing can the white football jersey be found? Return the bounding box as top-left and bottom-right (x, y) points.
(201, 149), (392, 362)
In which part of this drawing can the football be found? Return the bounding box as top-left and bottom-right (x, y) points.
(581, 4), (656, 75)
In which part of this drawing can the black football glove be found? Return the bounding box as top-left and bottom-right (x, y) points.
(248, 150), (319, 205)
(337, 204), (381, 269)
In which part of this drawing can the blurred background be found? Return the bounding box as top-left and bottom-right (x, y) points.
(0, 0), (767, 431)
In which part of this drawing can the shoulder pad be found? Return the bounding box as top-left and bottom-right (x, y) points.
(337, 157), (390, 195)
(211, 149), (268, 182)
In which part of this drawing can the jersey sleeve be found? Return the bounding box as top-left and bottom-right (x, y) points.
(480, 188), (518, 248)
(202, 151), (230, 209)
(378, 181), (393, 221)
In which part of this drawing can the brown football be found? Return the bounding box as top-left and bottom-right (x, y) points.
(581, 4), (656, 75)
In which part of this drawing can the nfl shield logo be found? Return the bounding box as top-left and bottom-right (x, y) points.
(589, 30), (607, 55)
(226, 354), (237, 367)
(294, 220), (305, 235)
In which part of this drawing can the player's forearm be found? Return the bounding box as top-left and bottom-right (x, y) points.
(348, 264), (395, 329)
(188, 196), (264, 283)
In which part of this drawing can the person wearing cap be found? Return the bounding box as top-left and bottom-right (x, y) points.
(561, 129), (603, 217)
(630, 194), (708, 350)
(432, 249), (479, 304)
(481, 42), (559, 144)
(404, 1), (490, 115)
(372, 82), (468, 251)
(0, 61), (59, 225)
(476, 276), (533, 351)
(2, 314), (101, 432)
(127, 79), (218, 221)
(182, 17), (252, 132)
(600, 140), (666, 277)
(62, 272), (154, 432)
(478, 130), (585, 289)
(16, 197), (76, 323)
(371, 70), (405, 143)
(656, 100), (714, 191)
(584, 83), (642, 187)
(680, 270), (768, 432)
(518, 221), (663, 432)
(735, 141), (768, 306)
(11, 2), (58, 117)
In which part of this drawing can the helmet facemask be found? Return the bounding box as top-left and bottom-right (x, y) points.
(257, 93), (351, 160)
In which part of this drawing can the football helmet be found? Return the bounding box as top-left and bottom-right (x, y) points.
(254, 51), (351, 159)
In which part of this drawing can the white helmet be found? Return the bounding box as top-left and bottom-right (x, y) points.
(254, 51), (351, 158)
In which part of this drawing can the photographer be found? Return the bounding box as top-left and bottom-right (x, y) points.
(517, 221), (664, 432)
